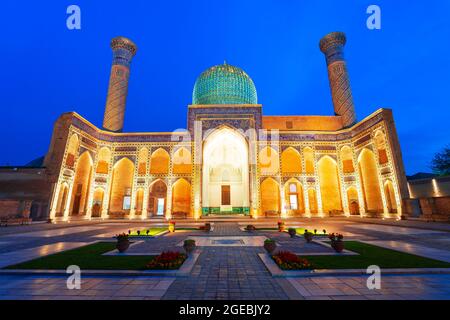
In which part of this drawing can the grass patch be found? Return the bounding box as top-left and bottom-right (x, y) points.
(4, 242), (158, 270)
(301, 241), (450, 269)
(128, 227), (167, 237)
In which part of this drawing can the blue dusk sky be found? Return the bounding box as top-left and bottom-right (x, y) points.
(1, 1), (449, 175)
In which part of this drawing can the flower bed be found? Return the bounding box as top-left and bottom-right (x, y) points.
(272, 251), (312, 270)
(146, 251), (186, 270)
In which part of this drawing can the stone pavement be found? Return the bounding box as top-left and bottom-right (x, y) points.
(0, 219), (450, 300)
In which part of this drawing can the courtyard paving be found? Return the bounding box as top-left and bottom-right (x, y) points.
(0, 218), (449, 300)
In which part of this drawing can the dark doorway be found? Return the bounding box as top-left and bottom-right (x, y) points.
(221, 185), (230, 205)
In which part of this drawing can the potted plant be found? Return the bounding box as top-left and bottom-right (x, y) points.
(304, 229), (314, 243)
(245, 224), (256, 232)
(329, 233), (344, 253)
(183, 239), (196, 256)
(205, 223), (211, 232)
(277, 221), (285, 232)
(168, 221), (176, 233)
(116, 233), (130, 253)
(288, 228), (296, 238)
(263, 239), (277, 254)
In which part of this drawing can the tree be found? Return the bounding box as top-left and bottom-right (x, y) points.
(431, 146), (450, 176)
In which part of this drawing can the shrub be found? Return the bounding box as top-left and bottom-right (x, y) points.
(272, 251), (312, 270)
(146, 251), (186, 270)
(116, 233), (129, 241)
(328, 233), (344, 241)
(245, 224), (256, 231)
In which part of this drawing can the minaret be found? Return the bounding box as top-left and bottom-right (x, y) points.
(319, 32), (356, 127)
(102, 36), (137, 132)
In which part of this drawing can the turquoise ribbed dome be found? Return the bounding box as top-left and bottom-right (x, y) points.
(192, 63), (257, 105)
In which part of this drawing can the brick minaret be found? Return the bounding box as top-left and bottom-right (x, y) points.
(319, 32), (356, 127)
(102, 37), (137, 132)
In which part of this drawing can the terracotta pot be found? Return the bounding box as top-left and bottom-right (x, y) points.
(168, 224), (175, 233)
(288, 229), (296, 238)
(278, 223), (285, 232)
(332, 240), (344, 253)
(116, 239), (130, 253)
(264, 242), (277, 254)
(304, 233), (313, 243)
(205, 223), (211, 232)
(183, 244), (195, 256)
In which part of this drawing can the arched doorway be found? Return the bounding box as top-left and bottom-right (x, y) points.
(308, 188), (318, 214)
(384, 180), (397, 213)
(148, 180), (167, 217)
(283, 179), (304, 214)
(260, 178), (280, 215)
(317, 156), (342, 214)
(202, 127), (249, 214)
(55, 183), (69, 217)
(346, 186), (360, 215)
(135, 188), (144, 215)
(109, 157), (135, 215)
(358, 148), (383, 213)
(172, 178), (191, 217)
(70, 151), (93, 216)
(91, 188), (104, 218)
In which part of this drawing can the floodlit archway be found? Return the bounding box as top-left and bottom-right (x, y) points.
(70, 151), (93, 216)
(303, 147), (314, 174)
(308, 188), (318, 214)
(150, 148), (169, 174)
(284, 178), (304, 213)
(148, 179), (167, 216)
(65, 134), (79, 167)
(281, 147), (302, 174)
(384, 180), (397, 213)
(318, 156), (342, 214)
(109, 157), (134, 214)
(260, 178), (280, 214)
(92, 187), (104, 217)
(137, 147), (149, 175)
(172, 178), (191, 216)
(259, 146), (279, 175)
(341, 146), (355, 173)
(374, 131), (388, 165)
(358, 148), (383, 213)
(346, 186), (360, 215)
(96, 147), (111, 174)
(202, 127), (249, 210)
(55, 182), (69, 217)
(173, 147), (192, 174)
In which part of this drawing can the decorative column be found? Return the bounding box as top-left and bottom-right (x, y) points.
(102, 37), (137, 132)
(319, 32), (356, 127)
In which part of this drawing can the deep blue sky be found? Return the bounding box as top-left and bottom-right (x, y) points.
(1, 1), (449, 174)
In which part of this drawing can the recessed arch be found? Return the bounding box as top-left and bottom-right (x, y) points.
(96, 147), (111, 174)
(308, 188), (318, 214)
(374, 130), (388, 165)
(259, 146), (279, 175)
(303, 147), (314, 174)
(172, 178), (191, 216)
(135, 187), (144, 215)
(92, 187), (104, 217)
(358, 148), (383, 213)
(137, 147), (149, 175)
(150, 148), (169, 174)
(317, 155), (342, 214)
(55, 182), (69, 217)
(148, 179), (167, 216)
(173, 147), (192, 174)
(260, 177), (280, 215)
(340, 146), (355, 173)
(281, 147), (302, 174)
(346, 186), (360, 215)
(109, 157), (135, 214)
(65, 134), (79, 167)
(70, 151), (93, 216)
(384, 180), (397, 213)
(284, 178), (304, 213)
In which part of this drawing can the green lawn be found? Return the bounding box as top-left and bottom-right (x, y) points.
(4, 242), (157, 270)
(128, 227), (167, 237)
(301, 241), (450, 269)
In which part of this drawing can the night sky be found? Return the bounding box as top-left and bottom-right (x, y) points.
(1, 1), (449, 175)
